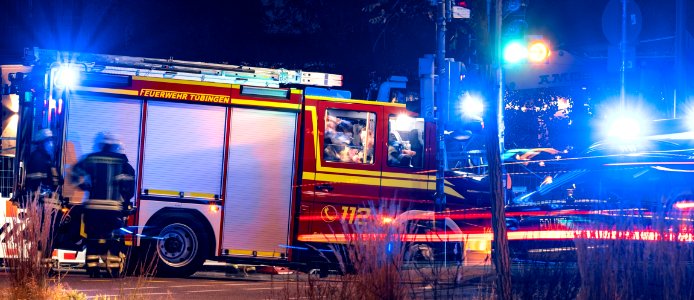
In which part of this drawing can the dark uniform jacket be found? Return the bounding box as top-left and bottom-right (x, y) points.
(72, 151), (135, 235)
(26, 149), (61, 192)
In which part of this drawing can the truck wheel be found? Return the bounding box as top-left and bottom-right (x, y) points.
(145, 216), (209, 277)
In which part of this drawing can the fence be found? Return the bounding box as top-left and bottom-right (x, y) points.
(0, 156), (14, 198)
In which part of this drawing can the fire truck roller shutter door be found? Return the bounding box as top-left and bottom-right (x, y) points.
(142, 101), (226, 198)
(65, 94), (142, 205)
(222, 108), (297, 258)
(140, 101), (225, 277)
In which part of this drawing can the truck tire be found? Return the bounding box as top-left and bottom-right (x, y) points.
(143, 215), (210, 277)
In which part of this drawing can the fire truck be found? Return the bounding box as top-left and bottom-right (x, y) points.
(0, 48), (486, 277)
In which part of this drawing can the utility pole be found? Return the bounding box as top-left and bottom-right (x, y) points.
(485, 0), (512, 299)
(619, 0), (626, 108)
(434, 0), (448, 213)
(674, 0), (686, 118)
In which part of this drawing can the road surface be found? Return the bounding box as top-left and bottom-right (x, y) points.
(1, 262), (492, 299)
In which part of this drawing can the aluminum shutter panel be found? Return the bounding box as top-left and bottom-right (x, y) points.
(142, 101), (225, 196)
(64, 94), (142, 202)
(222, 108), (297, 257)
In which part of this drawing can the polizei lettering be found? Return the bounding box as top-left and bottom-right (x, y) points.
(139, 89), (230, 104)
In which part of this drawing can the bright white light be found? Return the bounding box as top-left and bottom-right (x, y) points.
(602, 108), (652, 152)
(503, 42), (528, 64)
(53, 65), (79, 89)
(461, 94), (484, 117)
(393, 114), (415, 131)
(687, 115), (694, 133)
(607, 115), (642, 140)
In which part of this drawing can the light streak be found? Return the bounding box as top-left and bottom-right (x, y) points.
(297, 229), (694, 244)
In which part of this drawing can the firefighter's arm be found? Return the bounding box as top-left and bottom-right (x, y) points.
(117, 161), (136, 205)
(70, 159), (90, 190)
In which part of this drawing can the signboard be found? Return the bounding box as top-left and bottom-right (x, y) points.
(452, 6), (471, 19)
(504, 50), (591, 90)
(139, 89), (231, 104)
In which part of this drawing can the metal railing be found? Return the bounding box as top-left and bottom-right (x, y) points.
(0, 156), (14, 198)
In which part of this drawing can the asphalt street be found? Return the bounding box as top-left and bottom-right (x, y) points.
(0, 262), (493, 299)
(1, 269), (305, 300)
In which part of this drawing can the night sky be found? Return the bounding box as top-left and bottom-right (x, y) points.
(1, 0), (692, 98)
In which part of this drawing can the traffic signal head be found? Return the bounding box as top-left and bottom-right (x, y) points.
(502, 38), (551, 64)
(503, 40), (528, 64)
(527, 40), (550, 63)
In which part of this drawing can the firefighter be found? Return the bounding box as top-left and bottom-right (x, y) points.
(26, 128), (62, 197)
(71, 132), (135, 278)
(25, 128), (63, 271)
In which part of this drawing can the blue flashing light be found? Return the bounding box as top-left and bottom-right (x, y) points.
(607, 115), (643, 140)
(602, 107), (652, 151)
(461, 93), (484, 117)
(54, 65), (80, 89)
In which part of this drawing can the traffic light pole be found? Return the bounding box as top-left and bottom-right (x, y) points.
(486, 0), (512, 299)
(434, 0), (448, 213)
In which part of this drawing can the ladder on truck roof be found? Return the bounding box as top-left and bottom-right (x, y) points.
(27, 47), (343, 88)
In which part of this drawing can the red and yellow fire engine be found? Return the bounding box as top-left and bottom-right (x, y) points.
(0, 48), (484, 277)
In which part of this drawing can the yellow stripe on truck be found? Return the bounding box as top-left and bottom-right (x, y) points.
(302, 172), (464, 199)
(381, 178), (428, 190)
(146, 189), (217, 199)
(145, 189), (180, 197)
(306, 96), (406, 107)
(226, 249), (283, 258)
(74, 86), (139, 96)
(230, 99), (300, 110)
(314, 172), (381, 186)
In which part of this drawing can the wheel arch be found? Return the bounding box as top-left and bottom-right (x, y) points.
(143, 207), (217, 258)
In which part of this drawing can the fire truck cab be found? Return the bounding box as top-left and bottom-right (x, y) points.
(0, 48), (477, 277)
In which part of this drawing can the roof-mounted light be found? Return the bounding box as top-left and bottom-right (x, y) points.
(53, 65), (80, 89)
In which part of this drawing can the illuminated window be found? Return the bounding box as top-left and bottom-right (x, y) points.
(387, 115), (424, 168)
(324, 109), (376, 164)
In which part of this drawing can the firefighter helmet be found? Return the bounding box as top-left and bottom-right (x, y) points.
(95, 131), (121, 146)
(33, 128), (53, 143)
